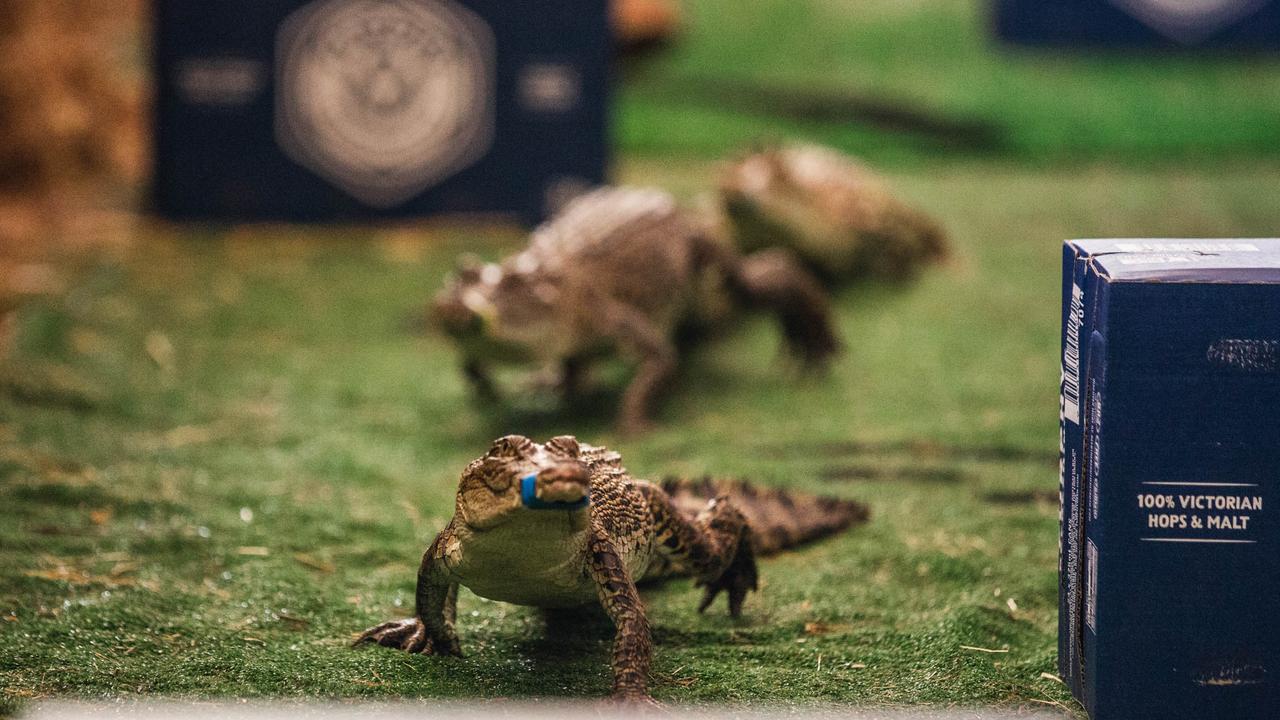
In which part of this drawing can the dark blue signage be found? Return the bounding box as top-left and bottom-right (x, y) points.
(998, 0), (1280, 48)
(154, 0), (610, 223)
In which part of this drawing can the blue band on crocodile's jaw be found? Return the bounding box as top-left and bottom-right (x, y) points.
(520, 473), (589, 510)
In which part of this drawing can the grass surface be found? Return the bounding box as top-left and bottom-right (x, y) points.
(618, 0), (1280, 162)
(5, 159), (1280, 716)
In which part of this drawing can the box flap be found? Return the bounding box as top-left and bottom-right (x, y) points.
(1067, 239), (1280, 283)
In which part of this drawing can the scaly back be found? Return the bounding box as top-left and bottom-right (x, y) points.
(519, 186), (705, 322)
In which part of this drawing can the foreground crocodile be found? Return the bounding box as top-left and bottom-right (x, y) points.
(355, 434), (868, 702)
(431, 186), (840, 433)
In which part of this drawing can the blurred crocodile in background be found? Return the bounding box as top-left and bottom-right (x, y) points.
(719, 143), (949, 284)
(431, 186), (841, 433)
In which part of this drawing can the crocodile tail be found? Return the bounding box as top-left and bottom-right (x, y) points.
(659, 476), (869, 556)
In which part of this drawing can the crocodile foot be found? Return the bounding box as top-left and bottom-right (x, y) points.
(353, 618), (461, 656)
(610, 690), (665, 710)
(695, 537), (759, 618)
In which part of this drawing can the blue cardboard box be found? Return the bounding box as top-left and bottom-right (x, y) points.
(1060, 240), (1280, 719)
(997, 0), (1280, 48)
(153, 0), (610, 223)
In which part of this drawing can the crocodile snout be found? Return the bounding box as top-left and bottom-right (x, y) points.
(535, 463), (590, 503)
(430, 294), (485, 338)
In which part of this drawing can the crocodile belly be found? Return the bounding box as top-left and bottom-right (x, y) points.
(447, 521), (599, 608)
(458, 557), (599, 608)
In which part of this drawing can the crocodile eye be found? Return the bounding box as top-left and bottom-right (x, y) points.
(487, 435), (533, 459)
(546, 435), (580, 458)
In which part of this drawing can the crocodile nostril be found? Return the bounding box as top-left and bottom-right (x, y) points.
(537, 481), (587, 503)
(535, 463), (590, 502)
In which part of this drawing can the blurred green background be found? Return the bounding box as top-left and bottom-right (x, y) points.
(619, 0), (1280, 162)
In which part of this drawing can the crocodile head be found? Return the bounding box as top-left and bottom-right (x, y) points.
(456, 434), (591, 530)
(429, 254), (561, 361)
(719, 142), (949, 281)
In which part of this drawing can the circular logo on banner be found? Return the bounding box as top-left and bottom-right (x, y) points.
(276, 0), (495, 208)
(1109, 0), (1267, 43)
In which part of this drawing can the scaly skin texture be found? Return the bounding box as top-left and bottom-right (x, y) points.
(719, 143), (949, 283)
(431, 186), (840, 433)
(354, 434), (869, 703)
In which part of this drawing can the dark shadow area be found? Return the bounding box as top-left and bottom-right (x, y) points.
(818, 465), (968, 483)
(511, 605), (616, 663)
(640, 77), (1007, 153)
(0, 373), (103, 413)
(758, 439), (1057, 464)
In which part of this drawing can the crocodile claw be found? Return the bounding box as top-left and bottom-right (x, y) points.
(353, 617), (462, 657)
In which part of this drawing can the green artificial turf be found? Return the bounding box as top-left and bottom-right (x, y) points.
(618, 0), (1280, 163)
(4, 159), (1280, 716)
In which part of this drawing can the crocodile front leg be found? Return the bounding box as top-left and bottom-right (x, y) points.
(730, 247), (841, 366)
(463, 358), (499, 403)
(596, 301), (677, 434)
(587, 525), (654, 702)
(355, 531), (462, 656)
